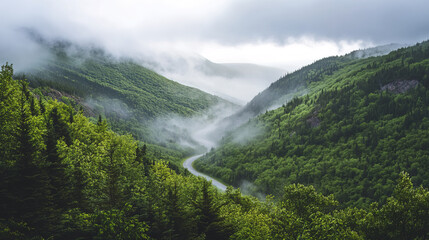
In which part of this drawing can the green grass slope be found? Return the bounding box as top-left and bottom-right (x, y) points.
(195, 41), (429, 207)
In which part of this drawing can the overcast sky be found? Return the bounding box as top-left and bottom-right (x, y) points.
(1, 0), (428, 68)
(0, 0), (428, 102)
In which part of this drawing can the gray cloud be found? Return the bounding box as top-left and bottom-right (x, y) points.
(1, 0), (427, 56)
(0, 0), (427, 101)
(208, 0), (429, 45)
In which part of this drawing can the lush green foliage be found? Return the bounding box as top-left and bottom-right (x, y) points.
(1, 64), (429, 239)
(19, 46), (233, 144)
(27, 47), (227, 118)
(195, 41), (429, 207)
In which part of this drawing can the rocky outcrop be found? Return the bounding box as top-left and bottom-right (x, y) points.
(307, 109), (321, 128)
(40, 88), (96, 116)
(381, 80), (419, 94)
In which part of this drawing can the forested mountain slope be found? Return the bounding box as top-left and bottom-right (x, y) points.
(228, 44), (405, 128)
(195, 41), (429, 207)
(18, 42), (234, 143)
(2, 63), (429, 240)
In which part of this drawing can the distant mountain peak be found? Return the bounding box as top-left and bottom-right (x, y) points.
(347, 43), (409, 59)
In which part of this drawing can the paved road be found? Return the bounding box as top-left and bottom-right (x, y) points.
(183, 154), (227, 191)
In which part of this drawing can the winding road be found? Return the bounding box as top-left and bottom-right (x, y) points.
(183, 154), (227, 191)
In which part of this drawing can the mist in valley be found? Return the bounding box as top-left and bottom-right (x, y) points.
(85, 97), (132, 119)
(1, 0), (428, 157)
(0, 28), (286, 152)
(1, 3), (429, 238)
(140, 53), (285, 104)
(148, 101), (241, 152)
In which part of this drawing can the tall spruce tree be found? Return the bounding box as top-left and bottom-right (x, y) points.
(8, 79), (56, 237)
(195, 180), (232, 240)
(45, 106), (72, 210)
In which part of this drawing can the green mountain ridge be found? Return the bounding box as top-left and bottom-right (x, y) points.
(1, 62), (429, 240)
(16, 42), (235, 145)
(195, 40), (429, 207)
(229, 43), (407, 125)
(1, 30), (428, 239)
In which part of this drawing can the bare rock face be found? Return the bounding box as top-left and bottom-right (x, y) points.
(307, 109), (321, 128)
(40, 88), (96, 116)
(307, 115), (320, 128)
(381, 80), (419, 94)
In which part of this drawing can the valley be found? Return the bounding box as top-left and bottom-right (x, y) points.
(1, 40), (428, 240)
(1, 1), (429, 237)
(183, 154), (228, 191)
(194, 40), (429, 207)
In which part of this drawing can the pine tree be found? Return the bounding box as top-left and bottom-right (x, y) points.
(8, 79), (56, 237)
(0, 64), (19, 219)
(195, 180), (231, 240)
(68, 106), (74, 123)
(96, 114), (108, 133)
(45, 106), (72, 210)
(105, 139), (122, 209)
(165, 182), (186, 240)
(76, 170), (88, 212)
(0, 63), (19, 166)
(38, 97), (45, 114)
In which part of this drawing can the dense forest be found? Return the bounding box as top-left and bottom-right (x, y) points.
(1, 62), (429, 239)
(222, 44), (403, 132)
(17, 42), (235, 145)
(195, 41), (429, 208)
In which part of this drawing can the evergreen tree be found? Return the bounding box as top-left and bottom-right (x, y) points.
(195, 180), (231, 240)
(72, 158), (88, 211)
(45, 106), (72, 210)
(165, 182), (186, 240)
(0, 63), (18, 166)
(105, 139), (122, 209)
(0, 63), (18, 219)
(96, 114), (108, 133)
(8, 79), (56, 237)
(39, 97), (45, 114)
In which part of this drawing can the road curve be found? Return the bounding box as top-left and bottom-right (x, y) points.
(183, 154), (227, 191)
